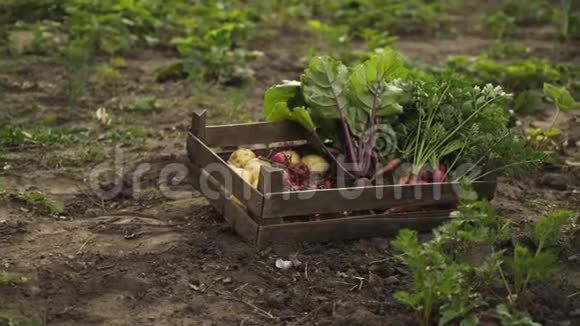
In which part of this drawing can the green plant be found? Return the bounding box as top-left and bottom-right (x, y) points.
(495, 304), (541, 326)
(0, 273), (29, 284)
(393, 201), (573, 324)
(484, 12), (516, 39)
(485, 41), (530, 59)
(264, 50), (408, 179)
(0, 127), (80, 151)
(392, 229), (480, 326)
(172, 22), (262, 84)
(126, 96), (159, 112)
(58, 38), (94, 104)
(1, 191), (65, 215)
(501, 0), (554, 26)
(527, 83), (580, 150)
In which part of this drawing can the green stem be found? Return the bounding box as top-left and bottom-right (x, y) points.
(548, 107), (561, 131)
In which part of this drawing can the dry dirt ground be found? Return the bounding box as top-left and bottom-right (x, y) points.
(1, 16), (580, 326)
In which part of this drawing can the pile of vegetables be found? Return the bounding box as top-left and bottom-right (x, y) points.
(227, 149), (331, 190)
(227, 49), (544, 190)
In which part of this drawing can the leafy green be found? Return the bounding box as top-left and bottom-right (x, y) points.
(543, 82), (579, 112)
(532, 210), (573, 251)
(301, 56), (349, 120)
(264, 81), (315, 131)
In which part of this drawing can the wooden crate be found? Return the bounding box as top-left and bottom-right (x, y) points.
(186, 111), (497, 249)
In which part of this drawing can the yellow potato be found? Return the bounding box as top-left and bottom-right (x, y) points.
(283, 150), (301, 166)
(228, 148), (256, 168)
(302, 154), (330, 174)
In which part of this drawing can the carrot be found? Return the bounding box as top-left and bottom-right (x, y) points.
(374, 158), (402, 177)
(398, 171), (411, 184)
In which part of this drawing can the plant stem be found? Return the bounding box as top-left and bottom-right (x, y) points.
(330, 88), (358, 171)
(548, 107), (561, 131)
(312, 133), (356, 178)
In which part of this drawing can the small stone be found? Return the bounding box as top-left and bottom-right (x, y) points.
(568, 255), (578, 263)
(222, 277), (232, 284)
(570, 309), (580, 317)
(541, 174), (568, 191)
(385, 276), (399, 285)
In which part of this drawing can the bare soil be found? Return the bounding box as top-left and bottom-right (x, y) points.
(1, 14), (580, 326)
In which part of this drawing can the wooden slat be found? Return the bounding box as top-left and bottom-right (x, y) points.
(257, 166), (285, 195)
(205, 121), (306, 147)
(187, 161), (226, 215)
(190, 110), (207, 140)
(187, 132), (264, 217)
(224, 199), (259, 245)
(257, 210), (451, 248)
(261, 182), (497, 218)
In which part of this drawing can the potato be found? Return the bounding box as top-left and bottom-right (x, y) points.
(282, 150), (301, 166)
(228, 148), (256, 168)
(228, 164), (245, 177)
(301, 154), (330, 174)
(240, 169), (254, 185)
(244, 158), (271, 172)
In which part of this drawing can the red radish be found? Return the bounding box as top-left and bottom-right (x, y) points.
(282, 169), (294, 187)
(419, 170), (433, 183)
(433, 169), (446, 183)
(323, 179), (333, 189)
(271, 152), (287, 164)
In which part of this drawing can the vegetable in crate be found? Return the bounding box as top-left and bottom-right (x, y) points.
(264, 49), (408, 182)
(263, 50), (545, 186)
(398, 76), (546, 182)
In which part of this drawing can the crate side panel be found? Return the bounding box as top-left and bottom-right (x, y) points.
(187, 132), (264, 217)
(261, 182), (496, 218)
(187, 161), (226, 215)
(224, 198), (259, 245)
(205, 121), (306, 147)
(257, 211), (450, 248)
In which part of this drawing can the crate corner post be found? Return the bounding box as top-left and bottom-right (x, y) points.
(190, 110), (208, 140)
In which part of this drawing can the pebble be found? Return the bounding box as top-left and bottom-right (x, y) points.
(384, 276), (399, 285)
(570, 309), (580, 317)
(541, 174), (568, 191)
(568, 255), (578, 263)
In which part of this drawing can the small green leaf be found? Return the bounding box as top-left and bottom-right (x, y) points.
(543, 83), (578, 112)
(545, 128), (561, 138)
(128, 96), (159, 112)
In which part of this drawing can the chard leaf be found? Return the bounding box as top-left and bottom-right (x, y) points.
(301, 56), (349, 120)
(347, 49), (407, 117)
(264, 81), (315, 131)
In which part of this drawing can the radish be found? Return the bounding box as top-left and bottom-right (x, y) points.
(419, 169), (433, 183)
(271, 151), (287, 164)
(433, 165), (447, 183)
